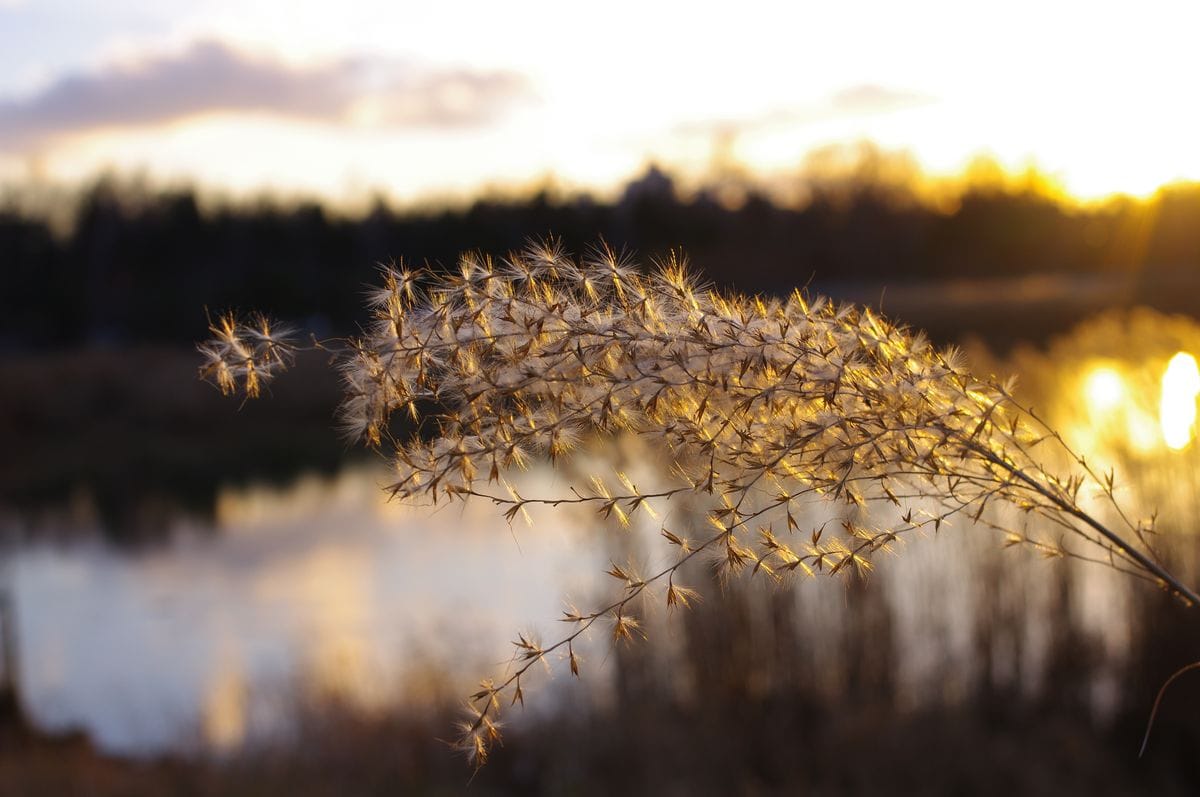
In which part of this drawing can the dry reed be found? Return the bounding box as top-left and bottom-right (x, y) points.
(200, 239), (1198, 766)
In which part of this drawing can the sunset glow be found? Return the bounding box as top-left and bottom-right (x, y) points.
(2, 1), (1198, 203)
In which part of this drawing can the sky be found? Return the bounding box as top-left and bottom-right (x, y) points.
(2, 0), (1199, 204)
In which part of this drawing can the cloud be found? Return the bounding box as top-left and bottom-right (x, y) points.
(673, 84), (934, 139)
(0, 40), (533, 151)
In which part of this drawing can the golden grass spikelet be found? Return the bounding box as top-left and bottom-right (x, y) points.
(198, 311), (296, 398)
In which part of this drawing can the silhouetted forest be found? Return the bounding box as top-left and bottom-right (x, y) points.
(5, 165), (1200, 349)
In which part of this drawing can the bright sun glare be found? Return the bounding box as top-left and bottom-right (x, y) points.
(1083, 367), (1125, 414)
(1160, 352), (1200, 450)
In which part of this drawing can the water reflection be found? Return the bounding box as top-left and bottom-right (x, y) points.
(8, 466), (604, 755)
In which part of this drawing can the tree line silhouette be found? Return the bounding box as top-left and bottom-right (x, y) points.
(4, 163), (1200, 348)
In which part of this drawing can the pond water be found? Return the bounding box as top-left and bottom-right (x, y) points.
(1, 456), (1142, 760)
(2, 466), (607, 756)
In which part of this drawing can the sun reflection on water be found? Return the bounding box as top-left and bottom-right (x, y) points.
(1160, 352), (1200, 451)
(1082, 366), (1124, 414)
(1072, 352), (1200, 456)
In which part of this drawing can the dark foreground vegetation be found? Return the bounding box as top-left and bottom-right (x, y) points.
(4, 560), (1200, 796)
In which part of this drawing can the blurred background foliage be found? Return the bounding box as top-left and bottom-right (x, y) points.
(5, 153), (1200, 351)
